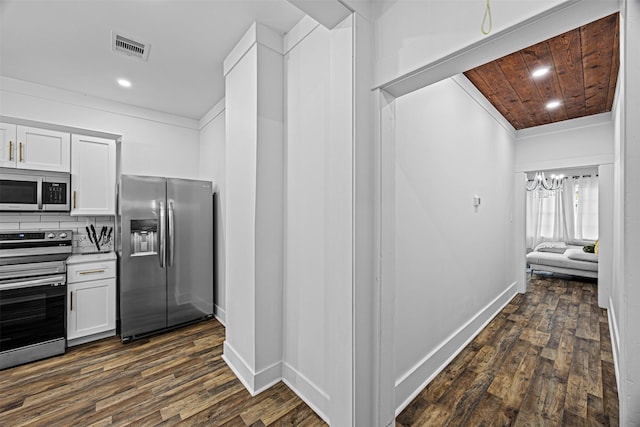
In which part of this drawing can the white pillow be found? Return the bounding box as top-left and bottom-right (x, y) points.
(534, 241), (567, 254)
(566, 249), (599, 263)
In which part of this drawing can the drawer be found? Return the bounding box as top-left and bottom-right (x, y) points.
(67, 260), (115, 283)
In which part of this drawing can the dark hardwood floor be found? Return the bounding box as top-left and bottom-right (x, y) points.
(0, 274), (619, 426)
(0, 320), (326, 427)
(397, 274), (619, 426)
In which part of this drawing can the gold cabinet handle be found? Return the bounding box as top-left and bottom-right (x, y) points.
(19, 142), (23, 162)
(79, 269), (106, 275)
(73, 191), (77, 209)
(8, 140), (12, 161)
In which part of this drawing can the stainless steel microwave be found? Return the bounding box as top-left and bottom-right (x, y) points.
(0, 168), (70, 212)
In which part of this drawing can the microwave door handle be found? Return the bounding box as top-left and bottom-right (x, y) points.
(37, 178), (43, 210)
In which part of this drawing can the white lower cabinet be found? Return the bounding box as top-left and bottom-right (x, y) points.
(66, 253), (116, 346)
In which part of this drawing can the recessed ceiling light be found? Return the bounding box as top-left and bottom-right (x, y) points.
(546, 100), (561, 109)
(532, 67), (550, 78)
(117, 78), (132, 88)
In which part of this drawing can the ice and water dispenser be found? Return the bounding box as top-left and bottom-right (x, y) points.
(130, 219), (158, 256)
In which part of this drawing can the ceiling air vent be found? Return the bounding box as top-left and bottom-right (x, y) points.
(111, 31), (150, 61)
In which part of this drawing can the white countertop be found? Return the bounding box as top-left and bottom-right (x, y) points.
(66, 252), (116, 264)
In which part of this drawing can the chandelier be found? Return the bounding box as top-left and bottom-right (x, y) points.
(526, 172), (564, 194)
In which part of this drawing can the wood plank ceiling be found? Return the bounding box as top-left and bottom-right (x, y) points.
(464, 13), (620, 130)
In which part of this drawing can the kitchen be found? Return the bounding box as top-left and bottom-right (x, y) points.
(0, 122), (217, 350)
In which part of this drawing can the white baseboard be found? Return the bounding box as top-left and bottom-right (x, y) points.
(222, 340), (331, 423)
(214, 304), (226, 326)
(222, 341), (282, 396)
(607, 297), (621, 390)
(282, 362), (330, 424)
(395, 282), (518, 415)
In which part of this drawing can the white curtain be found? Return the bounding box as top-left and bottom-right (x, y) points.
(525, 174), (599, 250)
(574, 175), (599, 241)
(562, 176), (576, 244)
(525, 184), (569, 249)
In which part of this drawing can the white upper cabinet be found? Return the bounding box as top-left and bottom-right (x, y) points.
(71, 135), (116, 216)
(15, 126), (71, 172)
(1, 123), (71, 171)
(0, 122), (18, 168)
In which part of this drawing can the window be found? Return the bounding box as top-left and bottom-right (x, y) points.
(525, 173), (598, 250)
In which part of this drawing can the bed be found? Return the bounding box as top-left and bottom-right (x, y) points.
(526, 242), (598, 279)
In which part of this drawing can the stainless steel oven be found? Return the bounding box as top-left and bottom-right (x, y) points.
(0, 168), (70, 212)
(0, 230), (72, 370)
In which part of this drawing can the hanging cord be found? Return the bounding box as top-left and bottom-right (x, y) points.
(481, 0), (493, 35)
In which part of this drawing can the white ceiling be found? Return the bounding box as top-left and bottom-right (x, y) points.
(0, 0), (305, 120)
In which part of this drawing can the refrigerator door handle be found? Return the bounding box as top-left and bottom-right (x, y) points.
(159, 200), (166, 268)
(168, 201), (175, 267)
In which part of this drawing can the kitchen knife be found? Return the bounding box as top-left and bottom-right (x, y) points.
(90, 224), (100, 251)
(99, 226), (106, 243)
(106, 227), (113, 241)
(86, 226), (94, 243)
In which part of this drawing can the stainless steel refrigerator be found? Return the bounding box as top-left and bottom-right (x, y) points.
(117, 174), (214, 341)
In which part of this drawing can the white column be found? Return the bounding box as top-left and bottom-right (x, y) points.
(622, 0), (640, 423)
(222, 23), (284, 395)
(598, 164), (613, 309)
(514, 172), (527, 294)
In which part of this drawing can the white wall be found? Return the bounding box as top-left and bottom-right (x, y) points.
(199, 99), (226, 324)
(283, 16), (353, 423)
(393, 77), (516, 411)
(514, 114), (615, 173)
(0, 77), (200, 178)
(373, 0), (589, 87)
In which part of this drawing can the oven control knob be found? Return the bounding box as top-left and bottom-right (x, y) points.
(47, 233), (56, 239)
(59, 232), (68, 239)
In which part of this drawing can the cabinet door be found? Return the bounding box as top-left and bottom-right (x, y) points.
(67, 278), (116, 341)
(17, 126), (70, 172)
(0, 122), (17, 167)
(71, 135), (116, 216)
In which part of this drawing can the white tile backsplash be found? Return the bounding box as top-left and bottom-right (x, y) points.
(59, 221), (82, 228)
(39, 214), (78, 221)
(0, 215), (40, 222)
(0, 212), (115, 254)
(21, 221), (62, 229)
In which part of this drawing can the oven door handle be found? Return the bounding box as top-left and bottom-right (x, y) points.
(0, 275), (66, 291)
